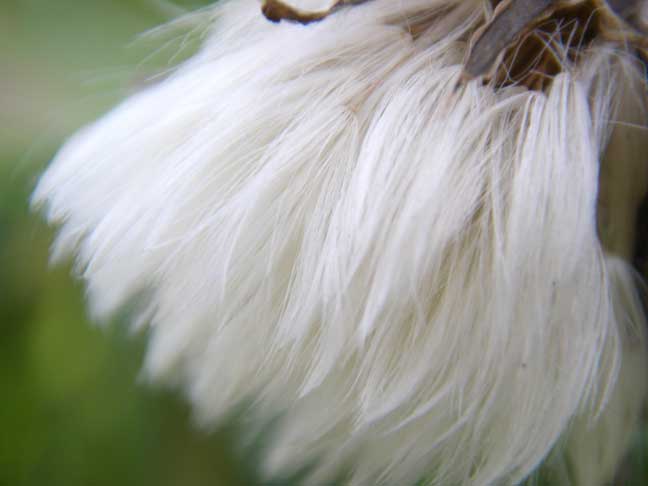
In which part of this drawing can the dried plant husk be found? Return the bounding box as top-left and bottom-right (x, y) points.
(464, 0), (648, 89)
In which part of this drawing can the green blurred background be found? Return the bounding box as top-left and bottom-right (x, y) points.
(0, 1), (256, 485)
(0, 1), (647, 485)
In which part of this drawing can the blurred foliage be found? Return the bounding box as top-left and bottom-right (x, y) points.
(0, 1), (255, 485)
(0, 1), (647, 486)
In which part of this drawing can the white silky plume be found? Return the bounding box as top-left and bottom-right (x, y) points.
(33, 0), (648, 484)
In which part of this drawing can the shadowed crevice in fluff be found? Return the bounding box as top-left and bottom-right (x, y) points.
(32, 0), (648, 485)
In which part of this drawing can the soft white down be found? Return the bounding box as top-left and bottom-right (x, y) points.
(33, 0), (648, 484)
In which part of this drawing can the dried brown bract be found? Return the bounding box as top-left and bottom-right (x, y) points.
(464, 0), (648, 90)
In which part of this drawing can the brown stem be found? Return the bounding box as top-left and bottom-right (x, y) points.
(261, 0), (372, 24)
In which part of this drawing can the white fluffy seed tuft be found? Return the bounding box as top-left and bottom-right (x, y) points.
(33, 1), (648, 484)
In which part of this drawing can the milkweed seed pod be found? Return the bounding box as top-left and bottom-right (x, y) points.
(33, 0), (648, 484)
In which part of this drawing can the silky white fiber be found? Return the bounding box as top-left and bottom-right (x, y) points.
(33, 1), (648, 484)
